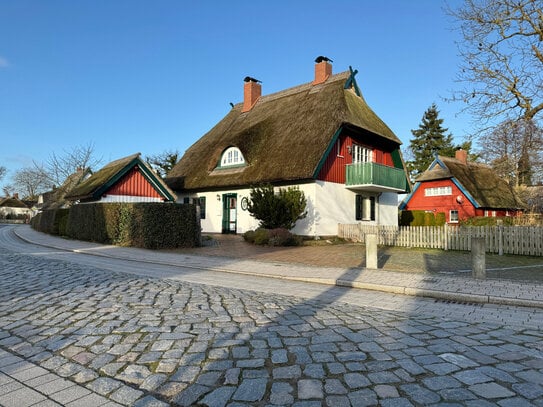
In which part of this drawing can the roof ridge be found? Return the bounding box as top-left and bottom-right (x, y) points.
(233, 71), (350, 107)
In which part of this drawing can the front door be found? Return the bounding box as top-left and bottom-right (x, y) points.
(222, 193), (237, 234)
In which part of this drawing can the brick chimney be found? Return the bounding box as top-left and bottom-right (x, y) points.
(455, 148), (467, 164)
(242, 76), (261, 113)
(313, 56), (333, 85)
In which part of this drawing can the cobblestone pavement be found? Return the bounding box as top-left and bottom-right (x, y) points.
(1, 247), (543, 406)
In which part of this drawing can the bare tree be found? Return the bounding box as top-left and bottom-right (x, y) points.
(145, 149), (179, 178)
(0, 166), (6, 182)
(12, 167), (50, 200)
(480, 119), (543, 186)
(2, 184), (14, 197)
(448, 0), (543, 124)
(35, 143), (102, 187)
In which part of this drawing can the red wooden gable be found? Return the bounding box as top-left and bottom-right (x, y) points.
(317, 133), (394, 183)
(105, 167), (163, 198)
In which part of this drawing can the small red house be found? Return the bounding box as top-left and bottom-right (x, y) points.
(66, 153), (176, 203)
(400, 150), (524, 223)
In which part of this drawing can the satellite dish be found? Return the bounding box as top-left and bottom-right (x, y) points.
(456, 195), (463, 204)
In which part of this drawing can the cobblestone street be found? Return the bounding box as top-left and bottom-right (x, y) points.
(1, 245), (543, 406)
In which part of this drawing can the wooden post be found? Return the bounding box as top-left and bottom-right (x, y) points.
(472, 237), (486, 279)
(497, 219), (503, 256)
(366, 234), (378, 269)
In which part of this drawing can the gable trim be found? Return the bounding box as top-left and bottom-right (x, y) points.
(450, 177), (480, 208)
(312, 126), (344, 179)
(96, 157), (176, 202)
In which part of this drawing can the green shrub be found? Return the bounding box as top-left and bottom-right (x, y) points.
(460, 216), (515, 226)
(253, 228), (270, 245)
(247, 184), (307, 230)
(242, 229), (257, 243)
(400, 210), (441, 226)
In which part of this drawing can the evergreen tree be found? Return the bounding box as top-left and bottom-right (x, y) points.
(408, 103), (454, 179)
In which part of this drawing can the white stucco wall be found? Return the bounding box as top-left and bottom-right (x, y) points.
(178, 181), (400, 237)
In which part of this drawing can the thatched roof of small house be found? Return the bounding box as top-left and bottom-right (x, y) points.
(166, 70), (402, 191)
(66, 153), (176, 202)
(41, 168), (91, 210)
(0, 197), (28, 208)
(418, 156), (525, 209)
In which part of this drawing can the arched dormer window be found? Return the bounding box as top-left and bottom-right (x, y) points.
(219, 146), (245, 168)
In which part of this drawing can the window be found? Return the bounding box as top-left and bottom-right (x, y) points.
(183, 197), (190, 204)
(352, 144), (372, 164)
(199, 197), (206, 219)
(450, 210), (459, 223)
(425, 186), (452, 196)
(220, 147), (245, 167)
(356, 195), (376, 221)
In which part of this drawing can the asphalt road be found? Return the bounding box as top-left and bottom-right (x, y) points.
(1, 225), (542, 406)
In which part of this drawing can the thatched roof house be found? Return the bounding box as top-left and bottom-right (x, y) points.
(166, 58), (409, 235)
(66, 153), (176, 203)
(400, 149), (524, 222)
(166, 69), (404, 191)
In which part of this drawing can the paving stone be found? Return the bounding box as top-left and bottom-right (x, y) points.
(132, 395), (170, 407)
(470, 382), (516, 399)
(273, 365), (301, 379)
(199, 386), (236, 407)
(400, 383), (440, 404)
(232, 378), (267, 402)
(270, 382), (294, 405)
(170, 365), (201, 382)
(86, 377), (122, 395)
(298, 379), (323, 400)
(110, 384), (144, 405)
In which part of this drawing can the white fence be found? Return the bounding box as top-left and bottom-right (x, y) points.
(338, 224), (543, 256)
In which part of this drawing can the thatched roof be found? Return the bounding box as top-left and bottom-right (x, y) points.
(0, 197), (28, 208)
(66, 153), (176, 202)
(418, 156), (525, 209)
(166, 70), (402, 191)
(41, 168), (91, 210)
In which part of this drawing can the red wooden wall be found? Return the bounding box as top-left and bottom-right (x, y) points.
(317, 134), (394, 183)
(404, 179), (476, 222)
(404, 179), (521, 222)
(106, 167), (162, 198)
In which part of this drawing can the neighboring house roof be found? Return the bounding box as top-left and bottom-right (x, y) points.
(40, 167), (91, 210)
(66, 153), (176, 202)
(0, 197), (29, 209)
(402, 155), (525, 210)
(165, 68), (402, 191)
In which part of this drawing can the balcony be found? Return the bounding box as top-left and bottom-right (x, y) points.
(346, 162), (407, 192)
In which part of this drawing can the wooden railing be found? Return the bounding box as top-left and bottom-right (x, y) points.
(338, 224), (543, 256)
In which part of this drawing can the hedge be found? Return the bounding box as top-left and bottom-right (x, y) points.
(32, 203), (200, 249)
(399, 210), (446, 226)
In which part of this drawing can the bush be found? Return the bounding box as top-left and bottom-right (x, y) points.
(435, 212), (446, 226)
(460, 216), (515, 226)
(399, 210), (443, 226)
(247, 184), (307, 230)
(243, 228), (302, 246)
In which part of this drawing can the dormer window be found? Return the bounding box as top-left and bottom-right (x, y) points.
(219, 147), (245, 168)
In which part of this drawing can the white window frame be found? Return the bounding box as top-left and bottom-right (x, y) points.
(449, 210), (459, 223)
(352, 144), (372, 164)
(220, 147), (245, 167)
(425, 186), (452, 196)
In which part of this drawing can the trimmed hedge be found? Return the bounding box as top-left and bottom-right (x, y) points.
(32, 203), (200, 249)
(399, 210), (446, 226)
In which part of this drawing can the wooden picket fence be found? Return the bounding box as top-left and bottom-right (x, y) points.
(338, 224), (543, 256)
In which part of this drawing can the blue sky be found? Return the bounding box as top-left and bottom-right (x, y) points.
(0, 0), (468, 188)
